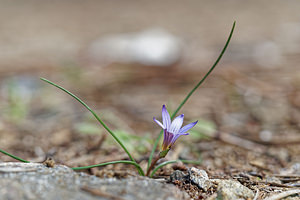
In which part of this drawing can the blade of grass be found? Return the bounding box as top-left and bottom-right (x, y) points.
(72, 160), (145, 176)
(40, 78), (136, 163)
(147, 21), (236, 171)
(0, 149), (30, 163)
(150, 159), (201, 178)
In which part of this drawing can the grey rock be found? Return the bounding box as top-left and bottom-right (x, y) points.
(0, 162), (189, 200)
(188, 167), (212, 191)
(217, 180), (254, 200)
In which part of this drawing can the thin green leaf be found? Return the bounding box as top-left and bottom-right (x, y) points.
(40, 78), (136, 163)
(0, 149), (29, 163)
(72, 160), (145, 176)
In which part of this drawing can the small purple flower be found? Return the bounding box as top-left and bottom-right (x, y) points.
(153, 105), (198, 151)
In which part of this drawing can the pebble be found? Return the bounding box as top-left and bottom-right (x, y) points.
(217, 180), (254, 200)
(188, 167), (212, 192)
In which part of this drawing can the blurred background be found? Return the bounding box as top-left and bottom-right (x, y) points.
(0, 0), (299, 176)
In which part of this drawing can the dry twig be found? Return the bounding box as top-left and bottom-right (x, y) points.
(253, 188), (260, 200)
(263, 189), (300, 200)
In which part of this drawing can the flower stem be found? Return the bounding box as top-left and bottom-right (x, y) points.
(71, 160), (145, 176)
(147, 21), (236, 171)
(0, 149), (30, 163)
(40, 78), (136, 163)
(146, 153), (161, 176)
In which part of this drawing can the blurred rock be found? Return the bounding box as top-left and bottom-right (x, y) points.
(253, 41), (283, 68)
(259, 129), (273, 142)
(216, 180), (254, 200)
(291, 163), (300, 175)
(222, 112), (248, 130)
(0, 162), (189, 200)
(268, 147), (290, 163)
(243, 91), (289, 127)
(280, 163), (300, 175)
(86, 28), (182, 67)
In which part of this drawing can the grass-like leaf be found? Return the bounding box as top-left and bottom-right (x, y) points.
(72, 160), (145, 176)
(40, 78), (136, 163)
(0, 149), (29, 163)
(147, 21), (236, 171)
(41, 78), (146, 175)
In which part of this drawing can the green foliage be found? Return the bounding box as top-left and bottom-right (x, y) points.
(2, 79), (29, 122)
(75, 122), (102, 135)
(60, 62), (83, 82)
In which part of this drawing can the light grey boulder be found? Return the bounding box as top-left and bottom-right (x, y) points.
(0, 162), (189, 200)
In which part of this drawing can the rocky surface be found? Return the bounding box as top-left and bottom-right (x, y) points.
(169, 168), (256, 199)
(0, 162), (189, 200)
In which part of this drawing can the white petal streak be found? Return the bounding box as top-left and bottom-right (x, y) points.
(170, 114), (184, 134)
(162, 105), (171, 130)
(153, 117), (165, 129)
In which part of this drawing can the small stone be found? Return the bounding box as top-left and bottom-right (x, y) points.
(43, 157), (55, 168)
(188, 167), (212, 191)
(265, 176), (281, 184)
(169, 170), (188, 183)
(217, 180), (254, 200)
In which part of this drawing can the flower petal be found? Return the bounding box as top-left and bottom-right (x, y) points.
(162, 105), (171, 130)
(153, 117), (165, 129)
(170, 114), (184, 134)
(179, 120), (198, 134)
(171, 132), (189, 146)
